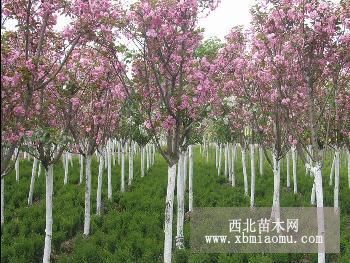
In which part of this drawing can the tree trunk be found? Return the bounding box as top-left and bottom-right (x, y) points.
(141, 146), (145, 177)
(107, 141), (112, 200)
(314, 163), (325, 262)
(64, 152), (68, 185)
(79, 155), (84, 185)
(286, 150), (290, 188)
(152, 144), (155, 166)
(176, 153), (185, 249)
(37, 163), (42, 178)
(231, 144), (236, 187)
(28, 157), (38, 206)
(189, 145), (193, 212)
(43, 165), (53, 263)
(69, 152), (73, 167)
(1, 176), (4, 225)
(121, 144), (125, 192)
(271, 151), (280, 221)
(259, 146), (264, 176)
(242, 147), (248, 196)
(183, 149), (188, 190)
(348, 149), (350, 189)
(311, 182), (316, 205)
(118, 141), (121, 165)
(250, 144), (255, 207)
(329, 154), (335, 186)
(218, 144), (222, 176)
(112, 140), (116, 166)
(292, 146), (298, 194)
(206, 141), (209, 163)
(15, 149), (19, 182)
(334, 148), (340, 210)
(228, 143), (232, 183)
(224, 143), (228, 177)
(96, 153), (103, 215)
(215, 143), (219, 168)
(164, 164), (177, 263)
(146, 144), (150, 171)
(128, 141), (133, 186)
(83, 154), (92, 236)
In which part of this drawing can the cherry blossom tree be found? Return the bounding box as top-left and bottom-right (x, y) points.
(59, 46), (124, 236)
(1, 0), (120, 177)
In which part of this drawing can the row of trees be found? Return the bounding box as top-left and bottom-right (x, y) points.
(1, 0), (349, 262)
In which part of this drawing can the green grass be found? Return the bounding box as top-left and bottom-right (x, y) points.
(1, 147), (349, 262)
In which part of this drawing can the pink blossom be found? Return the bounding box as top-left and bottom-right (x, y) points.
(13, 106), (25, 117)
(144, 120), (152, 129)
(146, 29), (158, 38)
(281, 98), (290, 105)
(162, 115), (176, 131)
(25, 130), (34, 137)
(70, 97), (80, 107)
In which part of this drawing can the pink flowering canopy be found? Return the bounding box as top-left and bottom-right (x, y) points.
(128, 0), (219, 162)
(59, 46), (124, 155)
(1, 0), (122, 173)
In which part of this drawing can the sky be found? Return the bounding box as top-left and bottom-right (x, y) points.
(199, 0), (255, 40)
(4, 0), (342, 40)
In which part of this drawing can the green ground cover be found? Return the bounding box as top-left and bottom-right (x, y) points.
(1, 147), (349, 262)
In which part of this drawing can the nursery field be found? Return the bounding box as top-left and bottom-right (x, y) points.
(1, 147), (349, 263)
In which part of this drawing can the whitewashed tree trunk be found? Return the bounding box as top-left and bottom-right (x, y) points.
(104, 144), (108, 169)
(306, 145), (313, 176)
(121, 144), (125, 192)
(64, 152), (69, 185)
(334, 148), (340, 210)
(348, 150), (350, 189)
(224, 144), (228, 177)
(15, 149), (19, 182)
(69, 152), (73, 167)
(189, 145), (193, 212)
(271, 151), (280, 221)
(1, 177), (4, 225)
(83, 154), (92, 236)
(118, 141), (121, 165)
(314, 163), (325, 263)
(259, 146), (264, 176)
(231, 144), (236, 187)
(311, 182), (316, 205)
(28, 157), (39, 206)
(329, 154), (335, 186)
(79, 155), (84, 185)
(146, 144), (150, 171)
(37, 163), (42, 178)
(228, 143), (232, 183)
(96, 153), (103, 216)
(250, 144), (255, 207)
(164, 164), (177, 263)
(141, 146), (145, 177)
(292, 146), (298, 194)
(215, 144), (219, 168)
(112, 140), (116, 166)
(43, 165), (53, 263)
(176, 153), (185, 249)
(206, 142), (209, 163)
(128, 141), (133, 186)
(218, 144), (222, 176)
(286, 150), (290, 188)
(107, 143), (112, 200)
(183, 149), (188, 189)
(242, 147), (248, 196)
